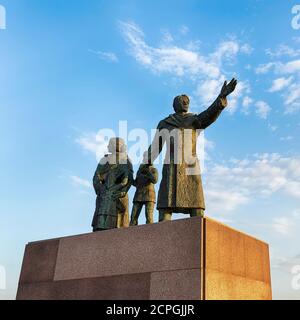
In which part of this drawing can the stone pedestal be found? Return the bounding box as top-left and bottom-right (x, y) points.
(16, 217), (272, 300)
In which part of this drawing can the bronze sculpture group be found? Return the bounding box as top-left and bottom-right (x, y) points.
(92, 79), (237, 231)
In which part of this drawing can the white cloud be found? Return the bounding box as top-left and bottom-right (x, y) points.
(119, 21), (251, 111)
(179, 25), (189, 35)
(284, 181), (300, 198)
(271, 254), (300, 275)
(195, 77), (225, 106)
(205, 189), (248, 212)
(242, 96), (253, 107)
(70, 175), (92, 189)
(256, 59), (300, 75)
(161, 29), (174, 43)
(195, 78), (250, 114)
(240, 43), (253, 55)
(266, 44), (300, 58)
(280, 136), (294, 141)
(119, 20), (221, 78)
(271, 210), (300, 236)
(203, 153), (300, 213)
(227, 81), (250, 114)
(284, 83), (300, 111)
(186, 40), (202, 51)
(76, 131), (109, 161)
(280, 59), (300, 74)
(272, 217), (293, 235)
(273, 254), (300, 273)
(211, 40), (240, 64)
(255, 100), (271, 119)
(285, 103), (300, 114)
(242, 96), (253, 115)
(268, 123), (278, 132)
(89, 49), (119, 63)
(255, 59), (300, 113)
(255, 62), (277, 74)
(269, 77), (293, 92)
(255, 56), (300, 112)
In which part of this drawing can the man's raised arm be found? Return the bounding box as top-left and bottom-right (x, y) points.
(196, 78), (237, 129)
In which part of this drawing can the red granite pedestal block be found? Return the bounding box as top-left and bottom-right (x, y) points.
(203, 218), (272, 300)
(16, 217), (272, 300)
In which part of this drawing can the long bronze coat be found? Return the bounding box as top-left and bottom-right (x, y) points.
(145, 96), (227, 211)
(92, 153), (133, 230)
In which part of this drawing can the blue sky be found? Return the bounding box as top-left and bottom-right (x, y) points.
(0, 0), (300, 299)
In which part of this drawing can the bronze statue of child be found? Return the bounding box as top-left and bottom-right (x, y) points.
(130, 164), (158, 226)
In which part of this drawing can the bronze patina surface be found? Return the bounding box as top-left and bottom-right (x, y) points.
(143, 79), (237, 221)
(92, 138), (133, 231)
(130, 164), (158, 225)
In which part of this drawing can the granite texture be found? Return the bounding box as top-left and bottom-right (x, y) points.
(17, 273), (150, 300)
(54, 218), (201, 281)
(19, 239), (59, 284)
(203, 218), (272, 300)
(16, 216), (272, 300)
(150, 269), (201, 300)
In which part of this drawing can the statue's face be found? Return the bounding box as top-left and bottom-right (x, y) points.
(108, 138), (125, 153)
(173, 95), (190, 113)
(181, 96), (190, 112)
(107, 140), (115, 153)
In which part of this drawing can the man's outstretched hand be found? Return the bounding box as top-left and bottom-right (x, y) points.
(219, 78), (238, 98)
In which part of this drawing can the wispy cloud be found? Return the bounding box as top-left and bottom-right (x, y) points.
(269, 76), (293, 92)
(255, 41), (300, 114)
(205, 189), (248, 212)
(280, 135), (294, 141)
(119, 20), (220, 78)
(76, 131), (109, 161)
(272, 253), (300, 272)
(255, 101), (271, 119)
(89, 49), (119, 63)
(272, 217), (293, 235)
(240, 43), (253, 55)
(204, 153), (300, 213)
(161, 29), (174, 43)
(271, 210), (300, 236)
(266, 44), (300, 58)
(242, 96), (253, 115)
(255, 62), (276, 74)
(70, 175), (92, 189)
(268, 123), (278, 132)
(119, 21), (251, 113)
(256, 60), (300, 75)
(179, 25), (189, 35)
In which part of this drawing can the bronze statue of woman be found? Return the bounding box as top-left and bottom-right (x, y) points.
(92, 138), (133, 231)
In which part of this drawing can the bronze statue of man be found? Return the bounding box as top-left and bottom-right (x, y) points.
(92, 137), (133, 231)
(130, 164), (158, 226)
(143, 78), (237, 222)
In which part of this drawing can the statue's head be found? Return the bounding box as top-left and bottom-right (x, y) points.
(173, 94), (190, 113)
(108, 137), (126, 154)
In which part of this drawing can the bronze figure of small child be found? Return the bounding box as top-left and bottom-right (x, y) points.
(130, 164), (158, 225)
